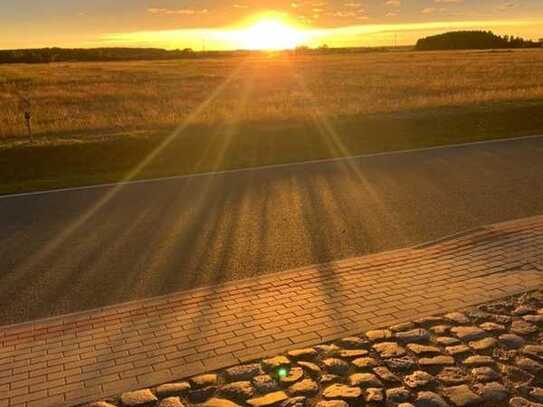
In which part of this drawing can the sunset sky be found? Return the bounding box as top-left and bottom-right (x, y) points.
(2, 0), (543, 50)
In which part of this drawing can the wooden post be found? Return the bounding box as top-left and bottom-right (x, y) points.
(20, 97), (33, 143)
(25, 111), (33, 142)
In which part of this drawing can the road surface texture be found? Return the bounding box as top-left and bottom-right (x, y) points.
(1, 136), (543, 325)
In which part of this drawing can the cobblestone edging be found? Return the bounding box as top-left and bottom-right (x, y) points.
(87, 290), (543, 407)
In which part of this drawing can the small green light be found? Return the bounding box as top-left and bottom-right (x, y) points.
(277, 367), (288, 378)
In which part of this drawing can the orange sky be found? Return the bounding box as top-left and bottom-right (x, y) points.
(2, 0), (543, 49)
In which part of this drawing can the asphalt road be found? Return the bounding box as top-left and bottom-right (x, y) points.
(2, 136), (543, 325)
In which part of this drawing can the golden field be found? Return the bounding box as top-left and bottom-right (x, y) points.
(1, 48), (543, 194)
(1, 49), (543, 141)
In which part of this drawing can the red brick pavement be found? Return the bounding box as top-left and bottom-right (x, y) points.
(1, 215), (542, 407)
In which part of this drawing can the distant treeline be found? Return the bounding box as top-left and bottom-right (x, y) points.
(0, 47), (205, 64)
(6, 33), (538, 64)
(416, 31), (541, 51)
(0, 45), (404, 64)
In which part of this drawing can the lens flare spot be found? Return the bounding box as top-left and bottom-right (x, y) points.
(277, 367), (289, 378)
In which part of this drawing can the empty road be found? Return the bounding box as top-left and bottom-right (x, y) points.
(1, 136), (543, 325)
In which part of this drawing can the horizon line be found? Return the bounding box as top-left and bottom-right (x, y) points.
(2, 18), (541, 51)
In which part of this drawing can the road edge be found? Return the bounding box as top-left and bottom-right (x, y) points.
(1, 133), (542, 200)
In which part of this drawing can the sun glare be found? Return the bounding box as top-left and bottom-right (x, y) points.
(240, 18), (308, 50)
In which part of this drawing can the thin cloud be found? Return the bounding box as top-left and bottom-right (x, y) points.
(497, 2), (517, 11)
(422, 7), (446, 14)
(148, 8), (209, 16)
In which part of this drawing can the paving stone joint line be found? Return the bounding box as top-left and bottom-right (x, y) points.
(88, 289), (543, 407)
(0, 214), (542, 407)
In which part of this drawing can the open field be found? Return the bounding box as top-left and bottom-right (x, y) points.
(1, 49), (543, 193)
(2, 49), (543, 139)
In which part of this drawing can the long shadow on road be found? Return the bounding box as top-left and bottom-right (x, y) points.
(2, 137), (543, 325)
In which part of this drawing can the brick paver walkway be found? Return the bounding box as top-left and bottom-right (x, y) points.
(1, 216), (543, 407)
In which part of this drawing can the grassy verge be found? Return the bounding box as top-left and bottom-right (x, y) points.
(2, 101), (543, 195)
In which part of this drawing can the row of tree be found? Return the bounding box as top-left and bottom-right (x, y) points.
(416, 31), (541, 51)
(1, 31), (540, 64)
(0, 47), (200, 64)
(0, 46), (393, 64)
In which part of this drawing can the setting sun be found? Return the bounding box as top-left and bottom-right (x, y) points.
(239, 18), (308, 50)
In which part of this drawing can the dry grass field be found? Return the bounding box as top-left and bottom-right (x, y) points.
(1, 49), (543, 193)
(1, 49), (543, 141)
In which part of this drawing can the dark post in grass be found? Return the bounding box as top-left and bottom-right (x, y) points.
(20, 97), (33, 143)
